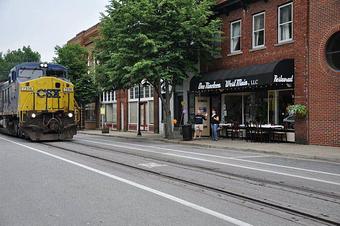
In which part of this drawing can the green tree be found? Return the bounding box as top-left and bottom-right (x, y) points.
(96, 0), (221, 138)
(0, 46), (41, 81)
(54, 44), (98, 106)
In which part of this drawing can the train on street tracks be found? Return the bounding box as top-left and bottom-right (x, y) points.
(0, 62), (79, 141)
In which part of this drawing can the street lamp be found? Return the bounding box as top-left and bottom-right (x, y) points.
(137, 79), (149, 136)
(137, 83), (142, 136)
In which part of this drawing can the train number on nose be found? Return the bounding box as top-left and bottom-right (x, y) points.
(37, 89), (61, 98)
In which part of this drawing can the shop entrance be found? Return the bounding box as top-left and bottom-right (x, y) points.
(140, 102), (147, 131)
(195, 96), (210, 136)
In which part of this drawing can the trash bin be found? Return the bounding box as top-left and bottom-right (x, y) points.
(182, 124), (192, 141)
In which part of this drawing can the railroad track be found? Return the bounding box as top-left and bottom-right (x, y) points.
(73, 139), (340, 202)
(42, 141), (340, 226)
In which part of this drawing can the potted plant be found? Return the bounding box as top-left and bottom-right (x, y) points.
(287, 104), (308, 119)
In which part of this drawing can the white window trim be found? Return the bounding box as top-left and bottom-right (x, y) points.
(128, 85), (154, 102)
(101, 91), (117, 103)
(252, 12), (265, 49)
(278, 2), (293, 43)
(230, 20), (242, 53)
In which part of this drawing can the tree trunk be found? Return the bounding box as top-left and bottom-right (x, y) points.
(162, 82), (174, 139)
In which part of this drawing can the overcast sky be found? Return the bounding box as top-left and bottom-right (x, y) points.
(0, 0), (108, 61)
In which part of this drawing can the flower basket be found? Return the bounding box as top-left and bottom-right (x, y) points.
(287, 104), (308, 119)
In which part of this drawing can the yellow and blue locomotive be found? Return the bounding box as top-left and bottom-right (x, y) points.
(0, 62), (78, 141)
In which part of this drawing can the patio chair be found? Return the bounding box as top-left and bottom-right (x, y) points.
(245, 122), (254, 142)
(272, 123), (288, 142)
(254, 123), (265, 142)
(231, 122), (242, 140)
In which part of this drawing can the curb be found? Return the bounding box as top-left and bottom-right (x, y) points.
(77, 131), (340, 163)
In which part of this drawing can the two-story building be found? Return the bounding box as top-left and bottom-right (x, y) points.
(188, 0), (339, 146)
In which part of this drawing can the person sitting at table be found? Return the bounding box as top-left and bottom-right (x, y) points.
(211, 109), (220, 141)
(194, 110), (207, 139)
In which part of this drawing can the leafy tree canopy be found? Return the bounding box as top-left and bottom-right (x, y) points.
(96, 0), (221, 138)
(0, 46), (41, 81)
(54, 44), (98, 106)
(96, 0), (221, 90)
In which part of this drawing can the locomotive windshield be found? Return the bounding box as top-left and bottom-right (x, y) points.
(46, 69), (66, 78)
(18, 69), (43, 80)
(17, 68), (66, 81)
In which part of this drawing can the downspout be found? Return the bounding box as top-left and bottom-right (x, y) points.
(306, 0), (311, 144)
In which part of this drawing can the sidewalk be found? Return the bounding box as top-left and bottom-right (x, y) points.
(77, 130), (340, 163)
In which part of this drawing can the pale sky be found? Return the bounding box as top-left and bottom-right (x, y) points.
(0, 0), (108, 61)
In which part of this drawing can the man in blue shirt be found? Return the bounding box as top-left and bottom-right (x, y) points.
(194, 110), (207, 139)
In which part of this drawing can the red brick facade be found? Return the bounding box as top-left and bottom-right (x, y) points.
(307, 0), (340, 146)
(206, 0), (339, 146)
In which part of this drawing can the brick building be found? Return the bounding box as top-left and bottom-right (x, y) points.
(68, 24), (161, 133)
(307, 0), (339, 146)
(188, 0), (339, 146)
(68, 23), (100, 130)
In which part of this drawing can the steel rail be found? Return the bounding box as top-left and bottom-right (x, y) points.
(41, 141), (340, 225)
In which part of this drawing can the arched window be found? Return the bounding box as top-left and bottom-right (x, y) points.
(326, 31), (340, 71)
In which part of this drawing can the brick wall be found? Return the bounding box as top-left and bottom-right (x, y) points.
(207, 0), (309, 143)
(308, 0), (340, 146)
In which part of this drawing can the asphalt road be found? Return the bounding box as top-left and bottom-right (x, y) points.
(0, 133), (339, 226)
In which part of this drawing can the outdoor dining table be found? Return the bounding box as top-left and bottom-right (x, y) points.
(218, 123), (285, 141)
(219, 123), (284, 129)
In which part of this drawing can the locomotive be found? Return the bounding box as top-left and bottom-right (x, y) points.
(0, 62), (78, 141)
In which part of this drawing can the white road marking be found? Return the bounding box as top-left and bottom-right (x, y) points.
(138, 162), (167, 168)
(79, 139), (340, 186)
(0, 136), (253, 226)
(233, 155), (274, 159)
(163, 153), (340, 186)
(80, 138), (340, 178)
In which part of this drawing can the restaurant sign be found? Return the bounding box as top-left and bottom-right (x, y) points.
(191, 59), (295, 91)
(273, 74), (294, 83)
(198, 78), (259, 90)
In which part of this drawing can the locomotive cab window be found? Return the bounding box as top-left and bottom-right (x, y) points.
(18, 69), (43, 80)
(46, 70), (66, 78)
(11, 71), (17, 82)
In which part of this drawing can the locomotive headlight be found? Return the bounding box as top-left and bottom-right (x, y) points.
(67, 112), (73, 118)
(39, 63), (48, 68)
(31, 113), (37, 118)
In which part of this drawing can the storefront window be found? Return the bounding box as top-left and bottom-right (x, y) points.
(105, 104), (113, 122)
(268, 89), (294, 125)
(244, 91), (267, 123)
(278, 90), (294, 124)
(85, 103), (96, 121)
(129, 102), (138, 123)
(149, 101), (154, 124)
(112, 103), (117, 123)
(268, 91), (276, 124)
(224, 95), (242, 123)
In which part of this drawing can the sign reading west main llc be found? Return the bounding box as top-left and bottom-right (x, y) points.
(198, 79), (259, 90)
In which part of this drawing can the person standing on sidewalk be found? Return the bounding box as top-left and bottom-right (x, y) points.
(211, 110), (220, 141)
(193, 110), (207, 139)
